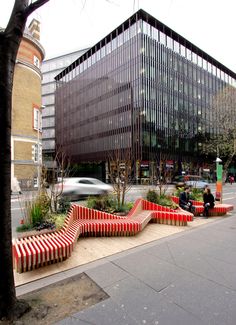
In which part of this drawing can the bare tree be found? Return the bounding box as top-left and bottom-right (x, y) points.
(201, 86), (236, 180)
(48, 145), (72, 213)
(150, 151), (172, 196)
(108, 148), (132, 208)
(0, 0), (49, 320)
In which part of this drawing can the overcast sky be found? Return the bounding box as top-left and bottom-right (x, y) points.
(1, 0), (236, 72)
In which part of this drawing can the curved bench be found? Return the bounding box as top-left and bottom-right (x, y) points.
(171, 196), (234, 216)
(12, 198), (193, 273)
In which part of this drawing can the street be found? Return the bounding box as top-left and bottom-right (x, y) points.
(11, 183), (236, 238)
(11, 192), (37, 238)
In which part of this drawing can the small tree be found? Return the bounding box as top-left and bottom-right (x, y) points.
(47, 145), (72, 213)
(108, 148), (132, 209)
(152, 151), (171, 196)
(201, 86), (236, 180)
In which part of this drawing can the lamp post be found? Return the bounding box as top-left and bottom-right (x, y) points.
(37, 105), (45, 193)
(215, 157), (223, 203)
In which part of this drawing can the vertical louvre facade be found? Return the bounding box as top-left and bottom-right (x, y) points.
(55, 9), (236, 181)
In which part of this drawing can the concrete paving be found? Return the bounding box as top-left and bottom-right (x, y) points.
(14, 216), (215, 286)
(15, 212), (236, 325)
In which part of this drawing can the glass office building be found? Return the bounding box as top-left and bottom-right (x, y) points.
(55, 9), (236, 182)
(42, 48), (89, 161)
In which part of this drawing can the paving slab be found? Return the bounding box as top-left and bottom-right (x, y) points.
(85, 262), (130, 289)
(14, 216), (215, 286)
(16, 214), (236, 325)
(70, 299), (139, 325)
(71, 275), (207, 325)
(110, 250), (191, 292)
(162, 271), (236, 325)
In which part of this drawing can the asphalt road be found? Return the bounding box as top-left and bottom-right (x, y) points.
(11, 183), (236, 238)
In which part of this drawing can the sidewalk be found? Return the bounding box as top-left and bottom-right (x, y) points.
(14, 216), (215, 286)
(15, 213), (236, 324)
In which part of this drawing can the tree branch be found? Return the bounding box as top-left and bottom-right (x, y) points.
(24, 0), (50, 18)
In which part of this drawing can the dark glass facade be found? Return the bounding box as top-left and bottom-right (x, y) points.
(55, 9), (236, 182)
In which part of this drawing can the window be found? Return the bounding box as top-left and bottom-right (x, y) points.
(42, 139), (55, 150)
(43, 94), (54, 106)
(160, 32), (166, 46)
(43, 117), (54, 128)
(167, 36), (173, 49)
(42, 106), (55, 117)
(33, 177), (38, 188)
(78, 179), (93, 184)
(42, 128), (55, 138)
(32, 144), (39, 162)
(33, 108), (42, 131)
(174, 41), (179, 53)
(42, 83), (55, 94)
(33, 55), (40, 68)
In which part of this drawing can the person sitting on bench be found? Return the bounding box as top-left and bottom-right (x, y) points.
(179, 186), (194, 213)
(203, 187), (215, 217)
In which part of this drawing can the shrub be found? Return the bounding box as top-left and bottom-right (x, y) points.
(31, 202), (44, 226)
(174, 187), (203, 201)
(58, 197), (70, 214)
(53, 214), (66, 229)
(146, 190), (178, 209)
(87, 195), (116, 213)
(146, 190), (158, 203)
(174, 187), (185, 198)
(157, 196), (178, 209)
(87, 195), (133, 214)
(189, 188), (204, 201)
(46, 213), (66, 230)
(35, 220), (55, 231)
(16, 223), (33, 232)
(115, 201), (134, 213)
(20, 191), (51, 228)
(125, 201), (134, 211)
(35, 191), (51, 216)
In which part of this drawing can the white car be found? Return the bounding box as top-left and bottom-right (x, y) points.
(185, 177), (209, 189)
(57, 177), (113, 200)
(11, 177), (22, 194)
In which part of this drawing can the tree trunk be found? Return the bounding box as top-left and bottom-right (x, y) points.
(0, 24), (30, 322)
(0, 38), (17, 318)
(0, 0), (49, 319)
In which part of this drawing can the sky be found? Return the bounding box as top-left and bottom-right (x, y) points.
(1, 0), (236, 72)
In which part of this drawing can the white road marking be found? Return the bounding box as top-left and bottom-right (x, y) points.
(223, 197), (236, 201)
(222, 192), (235, 195)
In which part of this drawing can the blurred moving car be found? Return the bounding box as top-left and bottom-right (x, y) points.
(185, 175), (209, 189)
(56, 177), (113, 200)
(11, 176), (22, 194)
(173, 175), (209, 189)
(172, 175), (185, 188)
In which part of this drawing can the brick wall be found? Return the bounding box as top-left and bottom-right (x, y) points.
(11, 25), (44, 190)
(12, 65), (41, 136)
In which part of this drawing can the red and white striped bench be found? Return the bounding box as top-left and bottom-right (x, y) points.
(12, 198), (193, 273)
(171, 196), (234, 216)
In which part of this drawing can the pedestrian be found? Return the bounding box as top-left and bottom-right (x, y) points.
(179, 186), (194, 213)
(230, 175), (234, 185)
(203, 187), (215, 218)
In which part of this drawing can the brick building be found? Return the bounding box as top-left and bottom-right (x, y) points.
(11, 19), (45, 190)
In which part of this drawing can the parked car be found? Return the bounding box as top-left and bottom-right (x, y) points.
(56, 177), (113, 200)
(173, 175), (209, 189)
